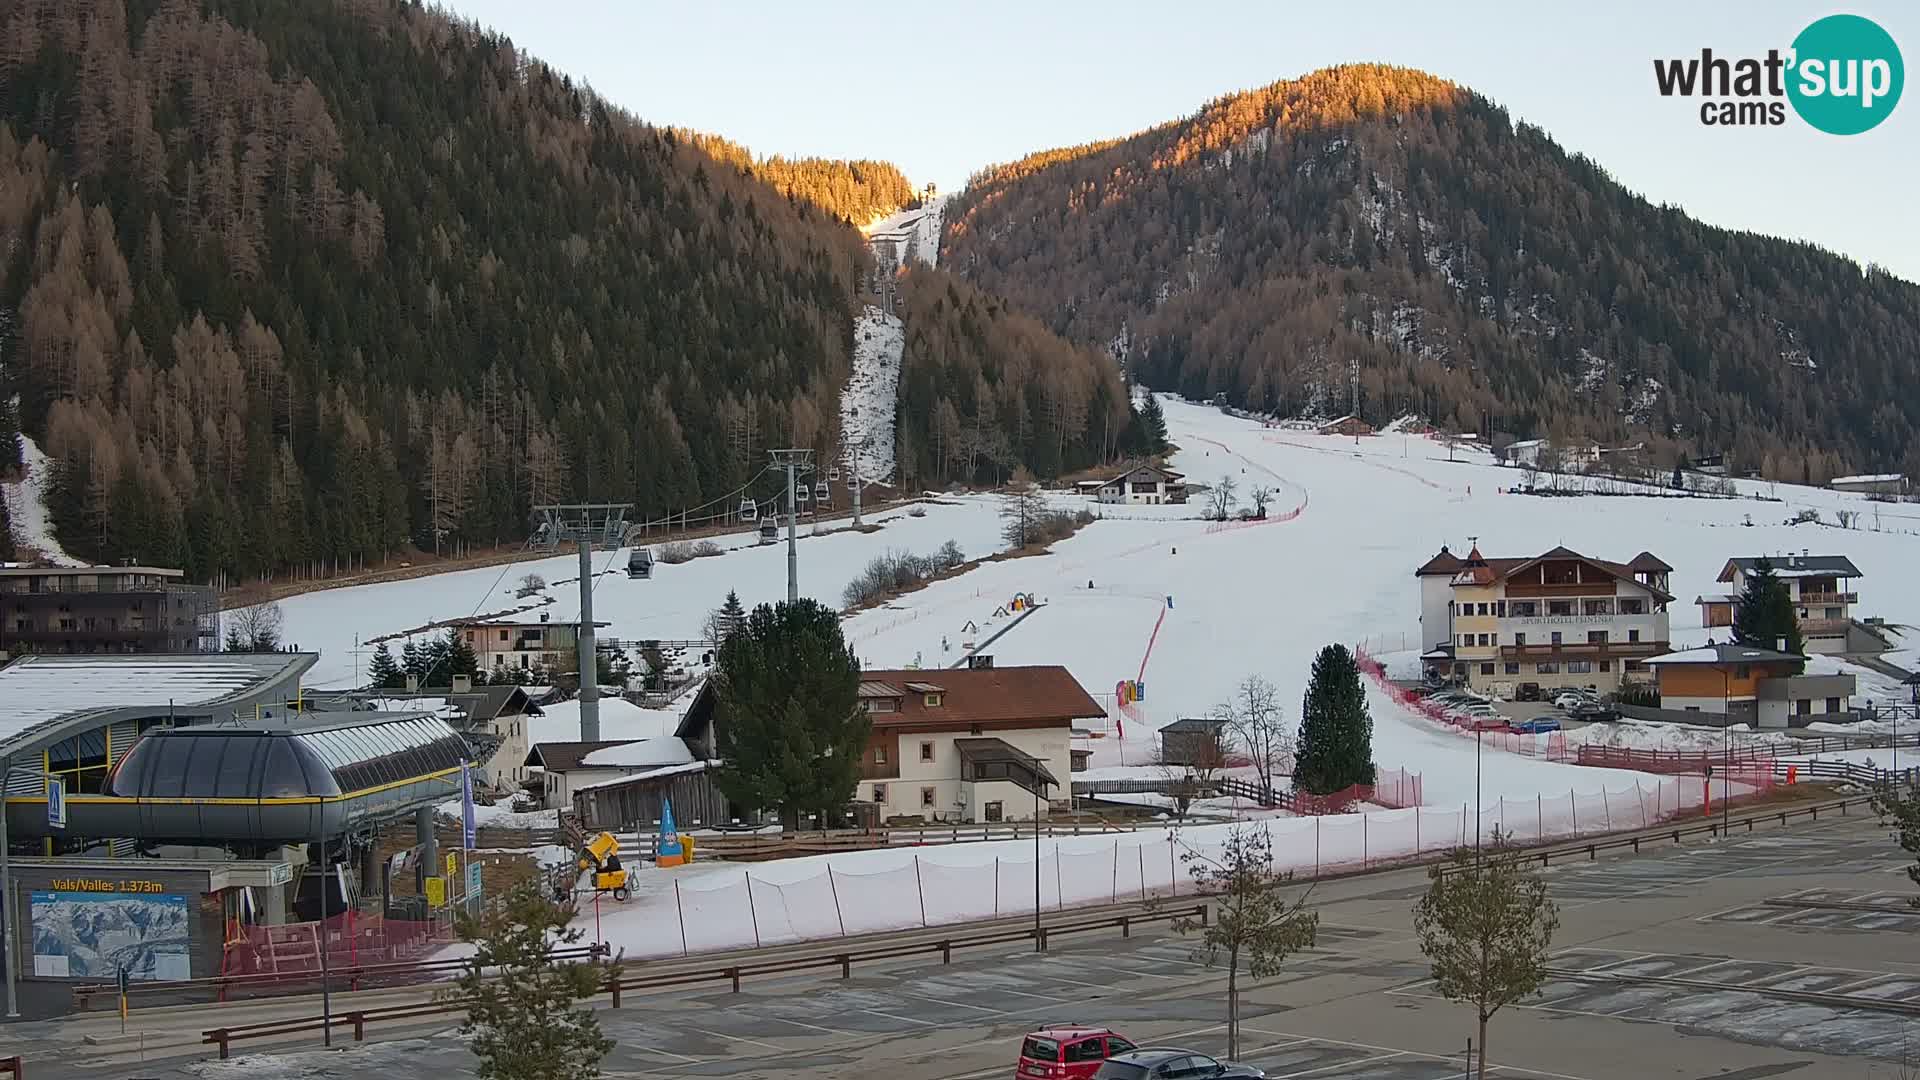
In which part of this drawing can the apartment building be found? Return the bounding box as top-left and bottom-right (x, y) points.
(1421, 544), (1672, 695)
(1699, 554), (1862, 655)
(0, 565), (216, 656)
(454, 612), (609, 674)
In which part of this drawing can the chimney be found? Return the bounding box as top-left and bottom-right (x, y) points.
(452, 674), (472, 694)
(405, 674), (419, 692)
(1775, 637), (1786, 653)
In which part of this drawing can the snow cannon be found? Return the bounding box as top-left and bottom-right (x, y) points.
(577, 831), (631, 901)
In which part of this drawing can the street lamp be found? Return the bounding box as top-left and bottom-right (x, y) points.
(1033, 775), (1044, 951)
(1474, 724), (1483, 861)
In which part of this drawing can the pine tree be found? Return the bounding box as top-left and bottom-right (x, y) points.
(368, 642), (402, 689)
(709, 590), (747, 643)
(445, 626), (480, 680)
(1732, 557), (1804, 660)
(401, 638), (426, 684)
(445, 880), (619, 1080)
(711, 599), (868, 830)
(1295, 643), (1375, 795)
(1137, 394), (1169, 455)
(223, 626), (246, 653)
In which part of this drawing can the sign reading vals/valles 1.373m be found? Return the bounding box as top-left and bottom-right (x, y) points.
(47, 878), (170, 893)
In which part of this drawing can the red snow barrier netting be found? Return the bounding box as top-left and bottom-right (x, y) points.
(1276, 766), (1423, 815)
(592, 768), (1754, 961)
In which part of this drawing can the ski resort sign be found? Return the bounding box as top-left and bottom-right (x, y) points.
(1653, 14), (1903, 133)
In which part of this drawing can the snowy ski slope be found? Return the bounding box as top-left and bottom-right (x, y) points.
(840, 305), (903, 483)
(2, 434), (86, 567)
(280, 497), (1013, 687)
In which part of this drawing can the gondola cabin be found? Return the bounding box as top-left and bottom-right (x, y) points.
(627, 547), (655, 579)
(758, 519), (779, 544)
(794, 485), (811, 505)
(813, 480), (830, 502)
(737, 497), (757, 522)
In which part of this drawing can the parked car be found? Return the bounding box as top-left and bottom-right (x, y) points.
(1018, 1025), (1139, 1079)
(1514, 682), (1544, 702)
(1565, 702), (1620, 723)
(1465, 716), (1511, 732)
(1552, 690), (1599, 710)
(1509, 716), (1563, 734)
(1093, 1048), (1266, 1079)
(1452, 703), (1502, 718)
(1432, 692), (1490, 708)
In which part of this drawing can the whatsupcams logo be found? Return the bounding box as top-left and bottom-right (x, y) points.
(1653, 13), (1903, 133)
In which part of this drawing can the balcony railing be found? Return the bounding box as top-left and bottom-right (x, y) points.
(1796, 591), (1857, 605)
(1797, 618), (1851, 636)
(1499, 641), (1667, 659)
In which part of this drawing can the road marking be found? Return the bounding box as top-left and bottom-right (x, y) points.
(898, 991), (1011, 1015)
(1264, 1051), (1408, 1078)
(860, 1006), (937, 1027)
(685, 1026), (786, 1051)
(751, 1013), (850, 1036)
(1242, 1028), (1598, 1080)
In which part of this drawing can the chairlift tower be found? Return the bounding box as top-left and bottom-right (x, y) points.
(533, 503), (631, 741)
(767, 450), (815, 603)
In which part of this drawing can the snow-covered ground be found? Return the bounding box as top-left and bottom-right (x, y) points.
(279, 497), (1012, 687)
(1, 433), (86, 566)
(863, 193), (947, 269)
(840, 305), (902, 484)
(841, 395), (1920, 810)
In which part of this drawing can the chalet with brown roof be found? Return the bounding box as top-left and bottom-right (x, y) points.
(1417, 543), (1672, 695)
(677, 664), (1105, 824)
(1096, 465), (1186, 505)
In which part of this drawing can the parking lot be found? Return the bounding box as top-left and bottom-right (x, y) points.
(14, 814), (1918, 1079)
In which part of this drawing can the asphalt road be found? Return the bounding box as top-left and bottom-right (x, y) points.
(8, 813), (1917, 1080)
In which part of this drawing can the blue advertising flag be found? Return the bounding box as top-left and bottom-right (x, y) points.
(460, 763), (477, 850)
(657, 798), (683, 858)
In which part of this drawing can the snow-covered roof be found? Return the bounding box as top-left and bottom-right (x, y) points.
(1645, 644), (1803, 666)
(575, 759), (710, 792)
(579, 736), (696, 769)
(1831, 473), (1904, 485)
(0, 653), (315, 756)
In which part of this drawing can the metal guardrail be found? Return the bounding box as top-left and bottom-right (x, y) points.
(75, 945), (607, 1011)
(200, 904), (1208, 1058)
(1437, 795), (1876, 876)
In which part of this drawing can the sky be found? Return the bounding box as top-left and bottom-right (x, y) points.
(440, 1), (1919, 282)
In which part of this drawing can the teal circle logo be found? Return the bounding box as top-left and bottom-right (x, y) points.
(1787, 14), (1904, 134)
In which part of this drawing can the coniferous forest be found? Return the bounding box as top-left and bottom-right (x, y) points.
(0, 0), (1120, 581)
(943, 65), (1920, 481)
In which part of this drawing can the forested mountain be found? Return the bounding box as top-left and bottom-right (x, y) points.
(893, 268), (1128, 488)
(0, 0), (1116, 584)
(681, 133), (916, 224)
(944, 65), (1920, 480)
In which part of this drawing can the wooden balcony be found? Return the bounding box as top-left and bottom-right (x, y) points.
(1499, 641), (1668, 659)
(1505, 581), (1619, 598)
(1795, 592), (1857, 605)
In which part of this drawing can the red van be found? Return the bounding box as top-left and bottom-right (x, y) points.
(1016, 1025), (1139, 1079)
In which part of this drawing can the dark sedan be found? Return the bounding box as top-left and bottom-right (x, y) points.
(1093, 1048), (1265, 1079)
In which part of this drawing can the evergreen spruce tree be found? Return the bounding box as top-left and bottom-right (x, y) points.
(1138, 394), (1170, 455)
(442, 626), (480, 681)
(223, 626), (246, 653)
(1732, 557), (1804, 661)
(401, 638), (427, 684)
(711, 599), (868, 830)
(368, 642), (403, 689)
(1295, 643), (1376, 795)
(709, 590), (747, 643)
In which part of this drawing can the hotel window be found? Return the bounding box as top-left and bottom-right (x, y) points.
(1537, 662), (1560, 674)
(1588, 630), (1609, 644)
(1514, 632), (1527, 646)
(1460, 634), (1471, 648)
(1548, 600), (1573, 616)
(921, 786), (937, 808)
(1599, 660), (1612, 672)
(499, 629), (509, 641)
(1796, 699), (1812, 716)
(984, 801), (1004, 823)
(1481, 663), (1495, 675)
(1477, 633), (1490, 647)
(1567, 660), (1592, 674)
(1551, 631), (1563, 645)
(1619, 598), (1645, 615)
(1584, 599), (1613, 616)
(1825, 697), (1841, 713)
(1495, 601), (1507, 617)
(872, 784), (887, 802)
(1628, 629), (1641, 643)
(1477, 603), (1490, 616)
(874, 746), (888, 765)
(1504, 663), (1521, 675)
(920, 741), (935, 762)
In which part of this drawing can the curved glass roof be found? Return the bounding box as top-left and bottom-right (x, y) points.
(108, 715), (470, 800)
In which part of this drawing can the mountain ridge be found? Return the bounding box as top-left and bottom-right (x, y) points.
(941, 64), (1920, 481)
